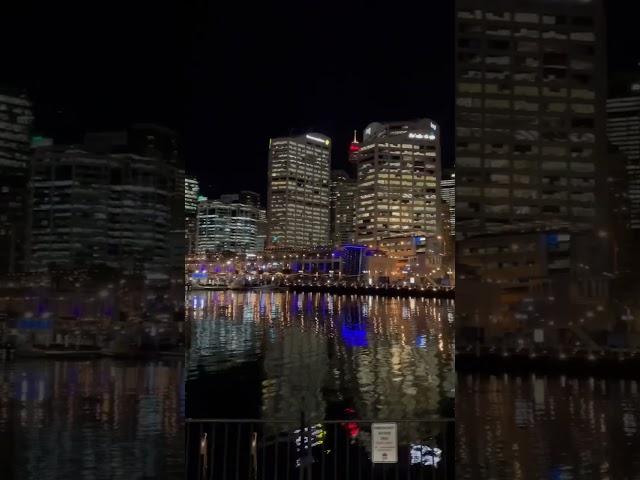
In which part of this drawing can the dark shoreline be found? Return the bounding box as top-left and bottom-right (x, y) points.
(456, 352), (640, 378)
(6, 349), (184, 360)
(288, 284), (454, 299)
(188, 284), (455, 298)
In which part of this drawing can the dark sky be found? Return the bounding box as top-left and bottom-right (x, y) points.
(2, 1), (636, 204)
(185, 0), (455, 200)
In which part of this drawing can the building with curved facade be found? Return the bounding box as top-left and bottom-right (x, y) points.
(351, 119), (441, 247)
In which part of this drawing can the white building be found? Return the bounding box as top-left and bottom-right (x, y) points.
(196, 197), (261, 254)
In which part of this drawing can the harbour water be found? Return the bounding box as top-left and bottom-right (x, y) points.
(186, 291), (456, 422)
(457, 373), (640, 479)
(0, 358), (184, 479)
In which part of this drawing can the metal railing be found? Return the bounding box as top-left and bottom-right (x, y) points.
(186, 417), (454, 480)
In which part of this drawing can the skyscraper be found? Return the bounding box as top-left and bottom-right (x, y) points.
(456, 0), (606, 239)
(0, 91), (33, 273)
(441, 171), (455, 236)
(185, 176), (200, 255)
(330, 170), (357, 247)
(607, 74), (640, 231)
(351, 119), (441, 247)
(267, 133), (331, 250)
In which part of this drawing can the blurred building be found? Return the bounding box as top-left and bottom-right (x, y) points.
(456, 0), (605, 238)
(29, 128), (180, 279)
(455, 0), (615, 335)
(267, 133), (331, 249)
(0, 91), (34, 273)
(607, 73), (640, 231)
(458, 229), (615, 333)
(351, 119), (441, 247)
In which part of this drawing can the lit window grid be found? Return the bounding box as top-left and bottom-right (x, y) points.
(267, 136), (331, 249)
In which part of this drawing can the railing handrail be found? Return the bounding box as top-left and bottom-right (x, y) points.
(186, 417), (455, 424)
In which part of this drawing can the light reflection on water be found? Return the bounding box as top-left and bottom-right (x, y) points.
(187, 291), (455, 422)
(0, 358), (184, 479)
(457, 373), (640, 480)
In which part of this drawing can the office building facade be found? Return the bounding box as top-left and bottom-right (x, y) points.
(351, 119), (441, 246)
(267, 133), (331, 249)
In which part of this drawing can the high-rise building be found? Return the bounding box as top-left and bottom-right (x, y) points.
(456, 0), (606, 239)
(185, 176), (200, 213)
(607, 74), (640, 231)
(185, 176), (200, 255)
(256, 208), (267, 253)
(267, 133), (331, 249)
(330, 170), (356, 246)
(195, 196), (261, 254)
(441, 171), (455, 236)
(29, 131), (179, 278)
(0, 91), (33, 273)
(351, 119), (441, 246)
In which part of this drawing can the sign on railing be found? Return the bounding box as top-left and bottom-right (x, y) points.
(371, 423), (398, 463)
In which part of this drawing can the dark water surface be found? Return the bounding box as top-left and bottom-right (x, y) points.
(186, 291), (456, 421)
(457, 373), (640, 480)
(0, 357), (184, 479)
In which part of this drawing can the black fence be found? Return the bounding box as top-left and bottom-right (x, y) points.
(186, 418), (454, 480)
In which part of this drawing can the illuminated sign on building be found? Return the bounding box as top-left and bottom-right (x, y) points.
(408, 132), (436, 140)
(305, 134), (330, 145)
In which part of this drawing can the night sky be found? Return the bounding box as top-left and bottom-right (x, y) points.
(2, 1), (637, 204)
(184, 0), (454, 200)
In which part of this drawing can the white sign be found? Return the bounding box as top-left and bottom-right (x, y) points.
(372, 423), (398, 463)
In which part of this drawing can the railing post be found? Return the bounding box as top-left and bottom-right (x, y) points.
(200, 431), (207, 480)
(249, 431), (258, 480)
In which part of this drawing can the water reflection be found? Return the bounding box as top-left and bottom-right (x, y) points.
(457, 373), (640, 479)
(0, 358), (184, 479)
(187, 291), (455, 423)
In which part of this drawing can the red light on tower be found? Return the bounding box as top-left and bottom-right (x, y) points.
(348, 130), (360, 161)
